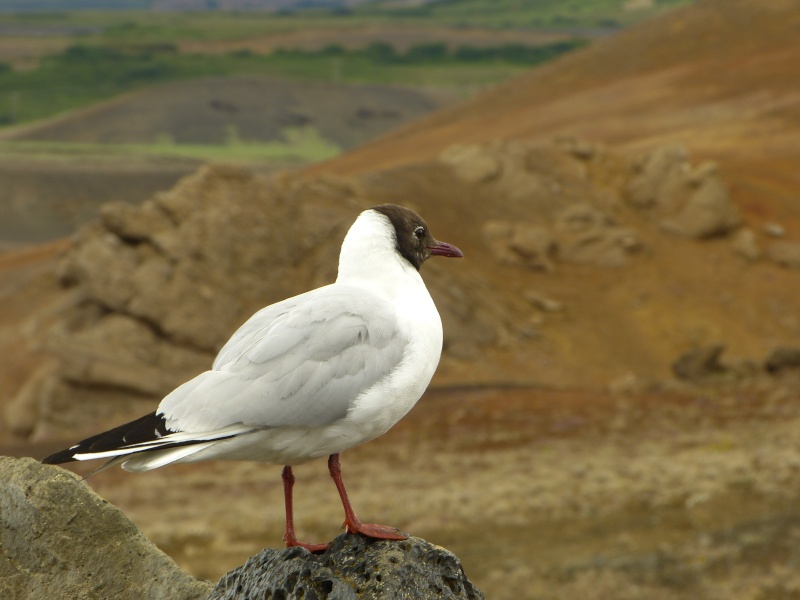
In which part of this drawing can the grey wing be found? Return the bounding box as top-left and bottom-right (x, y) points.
(210, 288), (313, 372)
(158, 286), (407, 432)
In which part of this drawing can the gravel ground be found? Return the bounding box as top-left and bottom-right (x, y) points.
(38, 381), (799, 599)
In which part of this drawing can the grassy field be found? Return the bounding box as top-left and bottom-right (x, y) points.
(0, 0), (697, 128)
(0, 38), (584, 126)
(0, 125), (341, 163)
(0, 1), (692, 164)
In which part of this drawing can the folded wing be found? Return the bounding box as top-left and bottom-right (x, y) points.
(42, 284), (407, 471)
(158, 284), (407, 432)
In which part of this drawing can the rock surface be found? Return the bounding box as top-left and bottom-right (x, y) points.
(0, 456), (482, 600)
(626, 147), (740, 238)
(0, 456), (212, 600)
(209, 533), (484, 600)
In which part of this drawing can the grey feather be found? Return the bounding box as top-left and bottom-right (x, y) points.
(158, 284), (407, 432)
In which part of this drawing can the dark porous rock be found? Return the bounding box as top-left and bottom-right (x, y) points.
(208, 533), (484, 600)
(0, 457), (212, 600)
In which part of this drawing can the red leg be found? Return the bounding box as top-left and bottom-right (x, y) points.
(328, 453), (407, 541)
(281, 465), (329, 553)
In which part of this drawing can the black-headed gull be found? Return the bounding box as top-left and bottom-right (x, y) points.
(44, 204), (463, 552)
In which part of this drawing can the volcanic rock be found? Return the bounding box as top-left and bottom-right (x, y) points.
(208, 533), (484, 600)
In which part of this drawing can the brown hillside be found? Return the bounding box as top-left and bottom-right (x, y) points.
(315, 0), (800, 230)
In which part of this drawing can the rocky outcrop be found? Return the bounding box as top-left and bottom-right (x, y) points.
(56, 165), (351, 353)
(9, 158), (523, 439)
(444, 140), (741, 250)
(13, 165), (361, 438)
(626, 146), (740, 238)
(209, 534), (484, 600)
(0, 456), (212, 600)
(457, 140), (641, 270)
(1, 456), (482, 600)
(459, 140), (740, 273)
(552, 202), (642, 267)
(482, 221), (555, 271)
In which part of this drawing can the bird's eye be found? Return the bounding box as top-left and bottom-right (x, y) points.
(414, 226), (425, 239)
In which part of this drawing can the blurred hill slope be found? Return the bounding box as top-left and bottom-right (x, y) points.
(317, 0), (800, 231)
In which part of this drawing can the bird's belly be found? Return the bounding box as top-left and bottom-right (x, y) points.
(180, 417), (387, 466)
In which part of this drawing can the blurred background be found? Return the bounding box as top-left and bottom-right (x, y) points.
(2, 0), (800, 598)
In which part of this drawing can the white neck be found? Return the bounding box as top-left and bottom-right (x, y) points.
(336, 210), (422, 298)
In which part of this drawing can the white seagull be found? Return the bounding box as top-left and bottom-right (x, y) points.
(44, 204), (463, 552)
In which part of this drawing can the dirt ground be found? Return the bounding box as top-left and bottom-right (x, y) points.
(22, 381), (800, 599)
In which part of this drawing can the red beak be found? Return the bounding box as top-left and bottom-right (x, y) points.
(428, 241), (464, 258)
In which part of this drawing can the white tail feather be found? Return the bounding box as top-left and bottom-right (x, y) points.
(72, 424), (255, 462)
(120, 442), (219, 472)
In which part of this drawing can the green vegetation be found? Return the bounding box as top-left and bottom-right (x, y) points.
(0, 39), (584, 126)
(275, 39), (586, 65)
(0, 125), (341, 163)
(358, 0), (692, 29)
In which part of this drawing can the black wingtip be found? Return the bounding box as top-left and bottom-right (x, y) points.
(40, 411), (169, 466)
(42, 448), (78, 465)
